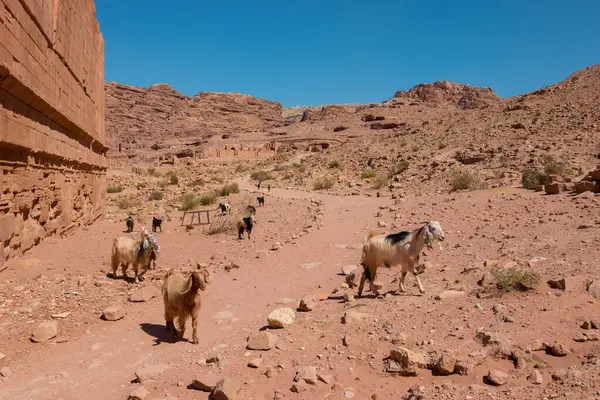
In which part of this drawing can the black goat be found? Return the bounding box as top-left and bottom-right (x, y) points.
(152, 217), (163, 233)
(257, 196), (265, 206)
(125, 216), (134, 233)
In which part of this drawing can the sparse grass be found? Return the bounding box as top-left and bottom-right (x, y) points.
(149, 190), (164, 201)
(390, 160), (409, 176)
(235, 163), (248, 173)
(373, 174), (389, 189)
(132, 167), (143, 175)
(136, 182), (147, 190)
(450, 169), (484, 191)
(117, 197), (140, 210)
(251, 170), (272, 182)
(218, 182), (240, 197)
(180, 192), (201, 211)
(360, 170), (377, 179)
(147, 167), (160, 177)
(199, 192), (218, 206)
(328, 160), (341, 169)
(166, 171), (179, 185)
(206, 215), (234, 235)
(191, 178), (206, 187)
(106, 185), (123, 194)
(491, 267), (540, 292)
(313, 176), (336, 190)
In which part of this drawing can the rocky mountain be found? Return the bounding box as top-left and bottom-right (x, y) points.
(104, 82), (283, 155)
(390, 80), (501, 109)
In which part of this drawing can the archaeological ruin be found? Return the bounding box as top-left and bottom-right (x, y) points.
(1, 0), (106, 262)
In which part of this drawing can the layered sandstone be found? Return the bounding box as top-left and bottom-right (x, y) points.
(105, 82), (284, 156)
(0, 0), (106, 262)
(391, 80), (501, 109)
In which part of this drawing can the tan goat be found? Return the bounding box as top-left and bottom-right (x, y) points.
(162, 266), (212, 344)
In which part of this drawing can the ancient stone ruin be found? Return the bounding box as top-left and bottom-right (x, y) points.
(1, 0), (106, 263)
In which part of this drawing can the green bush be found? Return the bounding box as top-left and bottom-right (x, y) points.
(450, 170), (484, 191)
(491, 267), (540, 292)
(199, 192), (218, 206)
(218, 183), (240, 197)
(313, 176), (336, 190)
(149, 190), (164, 201)
(106, 185), (123, 193)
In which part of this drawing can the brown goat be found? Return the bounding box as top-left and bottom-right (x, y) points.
(162, 267), (212, 344)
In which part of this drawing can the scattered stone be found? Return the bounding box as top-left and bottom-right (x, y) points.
(528, 370), (543, 385)
(547, 276), (589, 292)
(345, 273), (357, 288)
(377, 221), (387, 228)
(454, 358), (471, 376)
(31, 321), (58, 343)
(389, 347), (428, 371)
(585, 332), (599, 341)
(212, 378), (239, 400)
(192, 373), (221, 391)
(51, 312), (71, 319)
(581, 320), (591, 330)
(291, 382), (307, 393)
(298, 295), (317, 312)
(592, 319), (599, 330)
(247, 332), (278, 350)
(129, 286), (158, 302)
(128, 385), (150, 400)
(271, 242), (282, 251)
(248, 358), (263, 368)
(588, 281), (600, 297)
(486, 369), (508, 386)
(547, 342), (570, 357)
(530, 340), (545, 351)
(573, 334), (587, 343)
(318, 374), (334, 384)
(0, 367), (11, 378)
(343, 310), (368, 324)
(552, 369), (568, 381)
(434, 290), (465, 301)
(436, 354), (457, 375)
(0, 353), (5, 361)
(267, 308), (296, 329)
(343, 292), (354, 303)
(135, 364), (170, 383)
(102, 304), (126, 321)
(295, 366), (318, 385)
(342, 265), (357, 276)
(566, 369), (583, 380)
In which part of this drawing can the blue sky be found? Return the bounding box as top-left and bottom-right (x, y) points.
(96, 0), (600, 107)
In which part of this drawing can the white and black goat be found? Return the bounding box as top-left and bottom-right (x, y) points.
(218, 203), (231, 216)
(111, 227), (160, 283)
(357, 221), (445, 297)
(237, 214), (256, 240)
(125, 216), (134, 232)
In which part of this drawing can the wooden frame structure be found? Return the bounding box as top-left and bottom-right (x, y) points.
(181, 210), (211, 226)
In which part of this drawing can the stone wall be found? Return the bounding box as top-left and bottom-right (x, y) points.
(1, 0), (106, 263)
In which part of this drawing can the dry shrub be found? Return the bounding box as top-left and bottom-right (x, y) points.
(360, 170), (377, 179)
(199, 192), (217, 206)
(180, 193), (200, 211)
(373, 174), (389, 189)
(191, 178), (206, 187)
(491, 267), (540, 292)
(107, 185), (123, 193)
(390, 160), (409, 176)
(328, 160), (341, 169)
(166, 171), (179, 185)
(522, 154), (570, 189)
(218, 183), (240, 197)
(450, 169), (484, 191)
(117, 197), (140, 210)
(313, 176), (335, 190)
(251, 170), (271, 182)
(206, 215), (234, 235)
(149, 190), (164, 201)
(293, 163), (307, 173)
(136, 182), (147, 190)
(147, 167), (160, 177)
(158, 179), (170, 188)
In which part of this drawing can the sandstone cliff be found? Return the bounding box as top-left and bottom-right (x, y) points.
(105, 82), (284, 154)
(391, 80), (501, 109)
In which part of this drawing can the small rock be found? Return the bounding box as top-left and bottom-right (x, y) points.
(247, 331), (278, 350)
(585, 332), (599, 341)
(0, 367), (11, 378)
(591, 319), (599, 329)
(530, 339), (545, 351)
(547, 342), (570, 357)
(295, 366), (317, 385)
(267, 308), (296, 329)
(566, 369), (583, 380)
(528, 370), (543, 385)
(129, 286), (158, 302)
(291, 382), (307, 393)
(434, 290), (465, 301)
(389, 347), (428, 370)
(102, 304), (126, 321)
(51, 312), (71, 319)
(298, 295), (317, 312)
(31, 321), (58, 343)
(343, 292), (354, 303)
(248, 358), (263, 368)
(343, 310), (368, 324)
(272, 242), (282, 251)
(0, 353), (5, 361)
(343, 334), (351, 347)
(552, 369), (568, 381)
(128, 385), (150, 400)
(318, 374), (334, 384)
(581, 321), (591, 330)
(487, 369), (508, 386)
(135, 364), (170, 383)
(547, 276), (589, 292)
(436, 354), (456, 375)
(454, 358), (470, 376)
(342, 265), (357, 276)
(588, 281), (600, 297)
(212, 378), (239, 400)
(573, 334), (587, 343)
(192, 373), (221, 391)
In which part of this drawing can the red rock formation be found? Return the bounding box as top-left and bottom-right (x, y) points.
(392, 80), (501, 109)
(1, 0), (106, 262)
(105, 82), (284, 155)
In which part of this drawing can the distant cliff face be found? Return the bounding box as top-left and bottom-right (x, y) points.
(105, 82), (283, 154)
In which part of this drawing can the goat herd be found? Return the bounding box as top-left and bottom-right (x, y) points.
(111, 193), (445, 345)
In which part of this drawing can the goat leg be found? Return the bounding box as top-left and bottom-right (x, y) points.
(357, 266), (367, 297)
(176, 316), (186, 340)
(415, 274), (425, 294)
(398, 271), (408, 292)
(121, 264), (128, 280)
(191, 313), (199, 344)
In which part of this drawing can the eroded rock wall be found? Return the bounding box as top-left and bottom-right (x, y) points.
(0, 0), (106, 262)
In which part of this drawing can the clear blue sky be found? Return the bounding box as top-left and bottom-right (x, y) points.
(96, 0), (600, 107)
